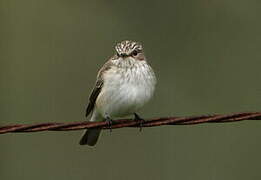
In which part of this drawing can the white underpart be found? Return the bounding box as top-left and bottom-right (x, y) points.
(94, 58), (156, 120)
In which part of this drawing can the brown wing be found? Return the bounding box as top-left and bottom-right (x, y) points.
(85, 59), (114, 117)
(85, 79), (103, 117)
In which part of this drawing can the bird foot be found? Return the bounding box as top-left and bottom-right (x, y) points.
(105, 115), (113, 132)
(134, 113), (145, 132)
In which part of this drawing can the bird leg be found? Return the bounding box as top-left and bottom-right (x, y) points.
(105, 114), (113, 132)
(134, 113), (145, 132)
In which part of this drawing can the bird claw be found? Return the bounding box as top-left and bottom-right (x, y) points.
(134, 113), (145, 132)
(105, 115), (113, 132)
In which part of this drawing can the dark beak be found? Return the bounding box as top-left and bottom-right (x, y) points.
(120, 53), (128, 58)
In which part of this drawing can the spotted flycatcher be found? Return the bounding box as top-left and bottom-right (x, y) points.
(79, 40), (156, 146)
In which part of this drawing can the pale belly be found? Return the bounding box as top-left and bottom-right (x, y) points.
(96, 67), (156, 119)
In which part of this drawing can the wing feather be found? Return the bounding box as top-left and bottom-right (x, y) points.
(85, 60), (114, 117)
(85, 79), (103, 117)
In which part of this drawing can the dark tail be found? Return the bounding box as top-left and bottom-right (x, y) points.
(79, 129), (101, 146)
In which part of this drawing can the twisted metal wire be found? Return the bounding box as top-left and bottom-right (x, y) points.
(0, 112), (261, 134)
(0, 112), (260, 134)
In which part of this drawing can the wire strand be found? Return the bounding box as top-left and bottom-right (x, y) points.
(0, 112), (261, 134)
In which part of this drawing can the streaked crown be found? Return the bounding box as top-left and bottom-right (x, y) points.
(115, 40), (142, 56)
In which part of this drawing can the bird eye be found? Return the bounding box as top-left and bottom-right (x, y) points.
(132, 50), (138, 56)
(116, 52), (120, 57)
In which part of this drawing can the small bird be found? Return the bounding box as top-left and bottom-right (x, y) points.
(79, 40), (156, 146)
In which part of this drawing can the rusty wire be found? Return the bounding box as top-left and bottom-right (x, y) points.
(0, 112), (261, 134)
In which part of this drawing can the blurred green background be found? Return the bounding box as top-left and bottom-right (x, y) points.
(1, 0), (261, 179)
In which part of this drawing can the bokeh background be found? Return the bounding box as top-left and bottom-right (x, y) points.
(1, 0), (261, 179)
